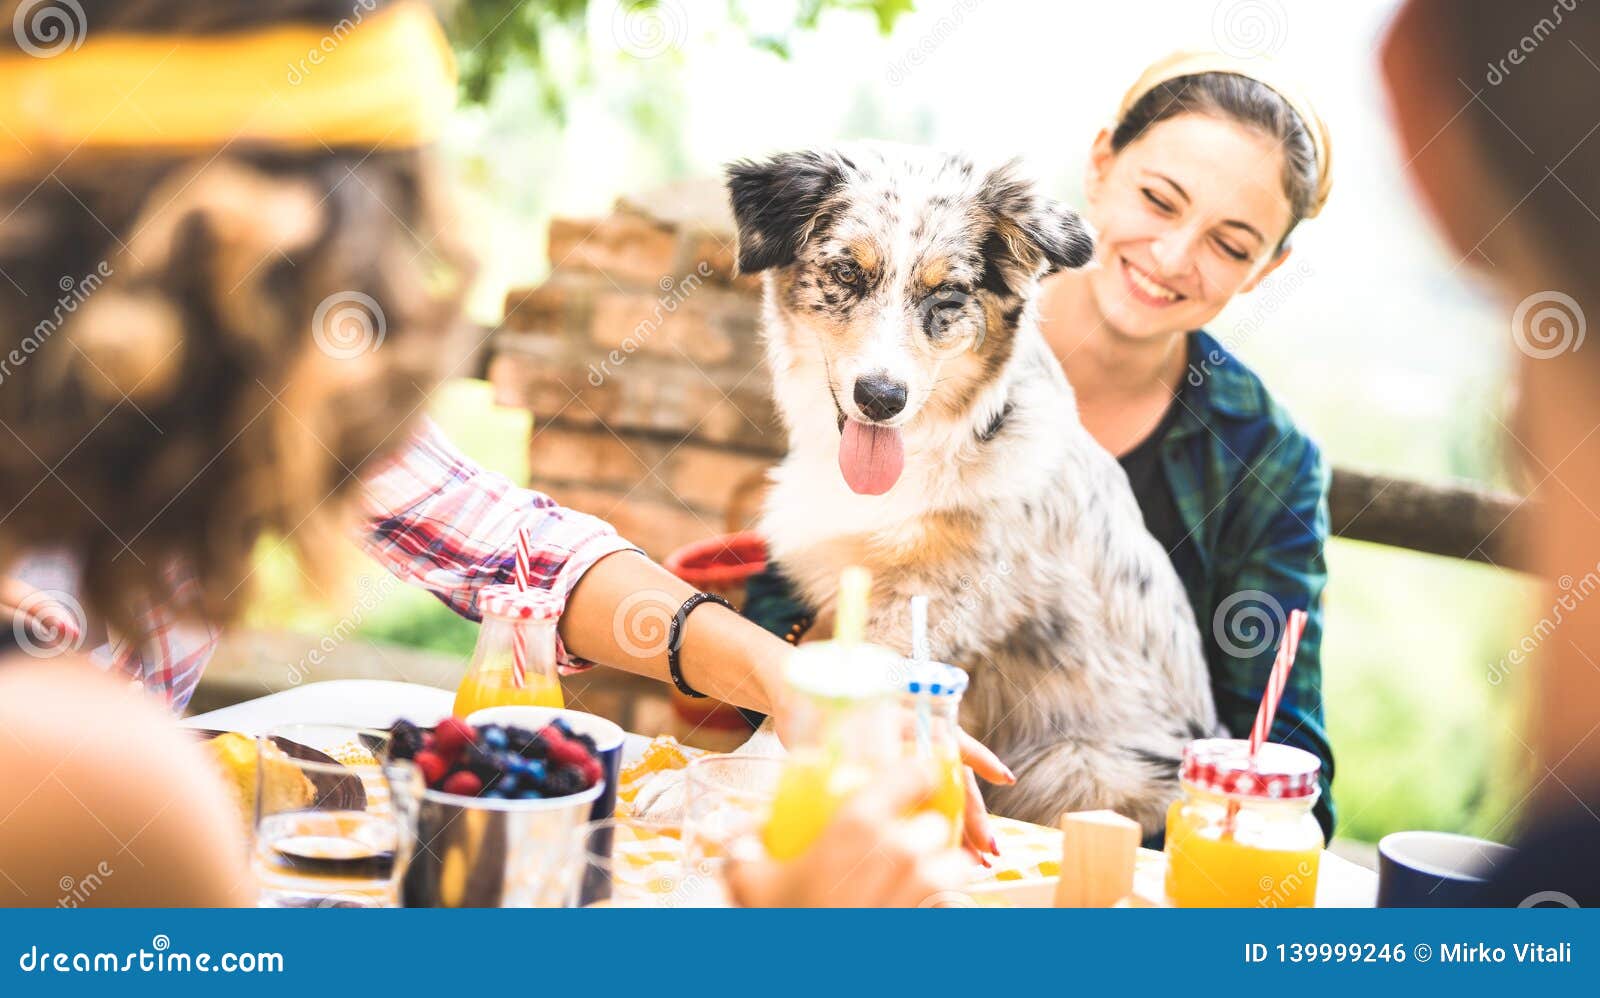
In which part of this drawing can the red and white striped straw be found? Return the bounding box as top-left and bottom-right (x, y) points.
(508, 526), (532, 687)
(1247, 608), (1309, 759)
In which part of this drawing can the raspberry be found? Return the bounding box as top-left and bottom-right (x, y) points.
(432, 717), (476, 759)
(442, 770), (483, 797)
(546, 737), (590, 770)
(576, 756), (602, 788)
(413, 750), (448, 787)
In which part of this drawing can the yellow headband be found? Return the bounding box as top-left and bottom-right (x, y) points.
(0, 2), (456, 173)
(1116, 50), (1333, 218)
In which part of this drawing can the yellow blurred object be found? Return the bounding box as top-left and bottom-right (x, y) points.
(203, 732), (315, 831)
(0, 2), (455, 174)
(833, 566), (871, 643)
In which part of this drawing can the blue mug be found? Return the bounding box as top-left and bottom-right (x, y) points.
(465, 706), (625, 822)
(1377, 831), (1516, 907)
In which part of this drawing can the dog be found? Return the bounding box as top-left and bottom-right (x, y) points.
(726, 144), (1218, 835)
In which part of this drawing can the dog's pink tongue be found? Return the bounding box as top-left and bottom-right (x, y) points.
(838, 420), (905, 495)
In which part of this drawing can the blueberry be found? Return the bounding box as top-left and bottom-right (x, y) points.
(543, 766), (583, 798)
(482, 787), (507, 799)
(571, 732), (598, 754)
(482, 727), (508, 750)
(523, 760), (546, 782)
(519, 736), (548, 761)
(498, 775), (521, 796)
(550, 718), (574, 736)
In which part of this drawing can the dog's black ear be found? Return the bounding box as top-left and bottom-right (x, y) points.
(725, 150), (847, 274)
(979, 159), (1096, 276)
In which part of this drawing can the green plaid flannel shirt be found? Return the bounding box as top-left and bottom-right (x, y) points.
(744, 329), (1335, 839)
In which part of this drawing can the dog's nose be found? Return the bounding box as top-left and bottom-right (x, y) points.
(853, 374), (908, 422)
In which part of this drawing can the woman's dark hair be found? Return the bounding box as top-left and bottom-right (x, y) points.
(0, 0), (471, 634)
(1111, 72), (1321, 249)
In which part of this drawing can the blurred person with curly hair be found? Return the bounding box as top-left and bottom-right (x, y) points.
(0, 0), (1003, 906)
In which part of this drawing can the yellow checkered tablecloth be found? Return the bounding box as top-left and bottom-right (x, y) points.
(612, 736), (1066, 888)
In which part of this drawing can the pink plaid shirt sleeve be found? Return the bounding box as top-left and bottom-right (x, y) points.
(353, 418), (641, 673)
(109, 419), (640, 710)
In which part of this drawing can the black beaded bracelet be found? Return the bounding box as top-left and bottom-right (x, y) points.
(667, 592), (734, 699)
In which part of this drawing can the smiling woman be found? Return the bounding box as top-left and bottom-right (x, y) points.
(1037, 53), (1337, 838)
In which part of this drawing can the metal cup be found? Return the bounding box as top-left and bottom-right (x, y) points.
(398, 779), (604, 908)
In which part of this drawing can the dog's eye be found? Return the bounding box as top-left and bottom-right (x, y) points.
(828, 260), (863, 287)
(922, 288), (971, 337)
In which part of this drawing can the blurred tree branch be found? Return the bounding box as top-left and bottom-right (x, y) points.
(447, 0), (914, 107)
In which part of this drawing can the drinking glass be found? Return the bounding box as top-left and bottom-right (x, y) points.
(573, 815), (706, 907)
(682, 755), (781, 902)
(252, 724), (419, 908)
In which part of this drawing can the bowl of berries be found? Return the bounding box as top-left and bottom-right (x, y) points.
(387, 717), (606, 908)
(464, 706), (625, 822)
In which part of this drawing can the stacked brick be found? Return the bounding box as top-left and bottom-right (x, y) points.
(488, 179), (786, 559)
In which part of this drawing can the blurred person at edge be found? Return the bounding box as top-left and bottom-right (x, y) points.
(0, 1), (1001, 906)
(1383, 0), (1600, 905)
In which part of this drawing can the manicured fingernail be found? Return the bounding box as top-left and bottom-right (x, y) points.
(988, 835), (1000, 856)
(979, 853), (992, 869)
(1000, 765), (1017, 785)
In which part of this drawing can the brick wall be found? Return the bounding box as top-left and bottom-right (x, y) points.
(488, 179), (786, 560)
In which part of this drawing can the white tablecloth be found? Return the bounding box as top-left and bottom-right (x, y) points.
(185, 679), (654, 764)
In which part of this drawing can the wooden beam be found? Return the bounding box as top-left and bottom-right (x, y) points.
(1328, 467), (1532, 573)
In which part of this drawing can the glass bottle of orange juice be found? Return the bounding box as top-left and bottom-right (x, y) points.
(453, 584), (565, 716)
(1164, 739), (1323, 908)
(898, 660), (968, 849)
(761, 639), (900, 861)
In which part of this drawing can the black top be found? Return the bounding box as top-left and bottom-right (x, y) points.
(1115, 385), (1188, 561)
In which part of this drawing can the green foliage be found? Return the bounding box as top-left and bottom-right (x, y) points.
(448, 0), (913, 106)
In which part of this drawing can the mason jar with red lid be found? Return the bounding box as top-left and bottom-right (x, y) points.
(1164, 738), (1324, 908)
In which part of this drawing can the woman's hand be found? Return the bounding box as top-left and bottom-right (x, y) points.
(725, 766), (972, 907)
(958, 729), (1014, 863)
